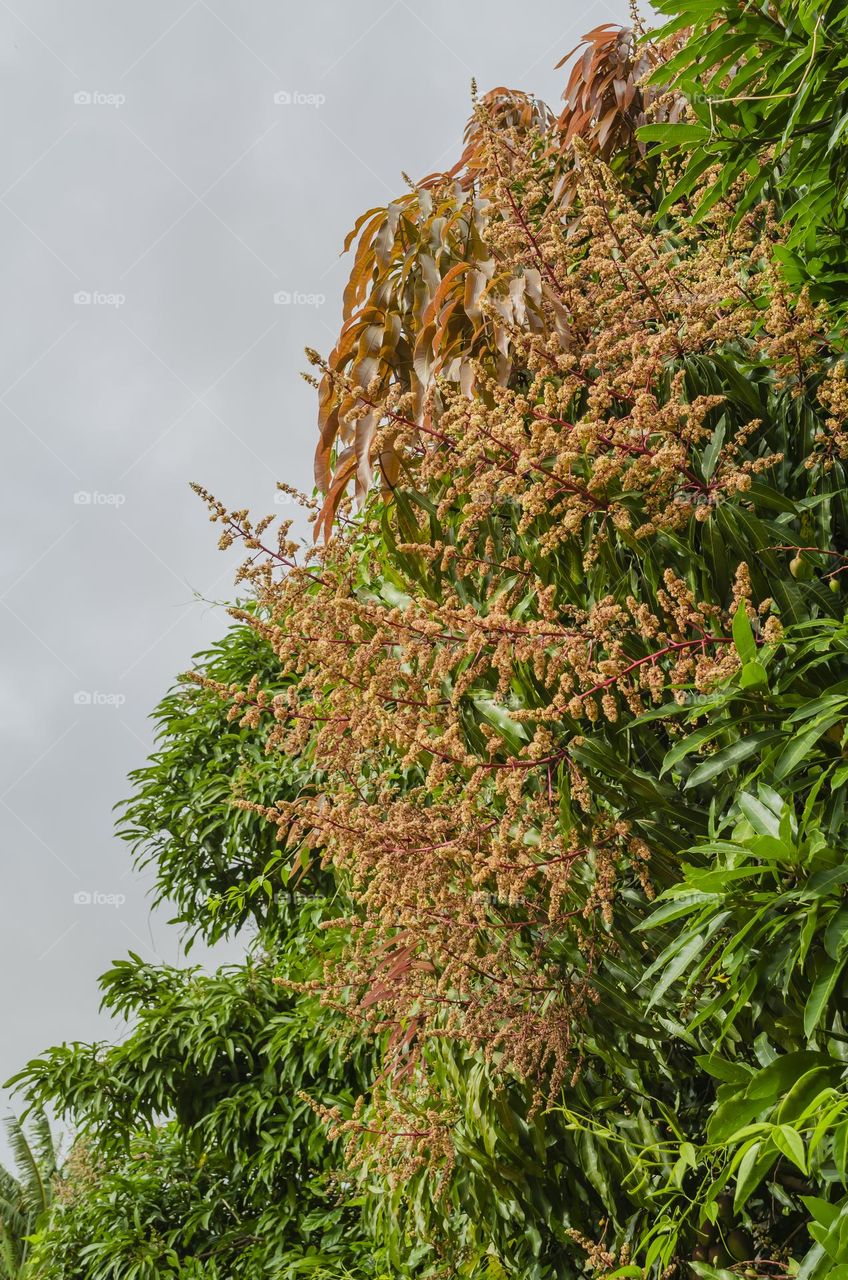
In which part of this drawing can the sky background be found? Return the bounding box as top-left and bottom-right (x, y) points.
(0, 0), (633, 1158)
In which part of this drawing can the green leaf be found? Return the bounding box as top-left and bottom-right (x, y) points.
(734, 1140), (776, 1212)
(645, 933), (707, 1011)
(738, 791), (781, 838)
(832, 1121), (848, 1180)
(470, 694), (528, 750)
(689, 1266), (738, 1280)
(732, 603), (757, 664)
(774, 714), (842, 781)
(701, 419), (726, 481)
(776, 1066), (842, 1124)
(684, 733), (778, 789)
(772, 1123), (807, 1173)
(695, 1055), (753, 1085)
(746, 1052), (832, 1103)
(739, 661), (768, 688)
(637, 122), (711, 145)
(801, 1195), (842, 1232)
(638, 891), (722, 930)
(804, 955), (848, 1038)
(660, 724), (725, 777)
(825, 906), (848, 960)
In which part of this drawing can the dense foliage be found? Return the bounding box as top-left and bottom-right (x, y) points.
(641, 0), (848, 306)
(0, 1115), (58, 1278)
(11, 627), (379, 1277)
(113, 620), (304, 945)
(19, 947), (380, 1277)
(11, 4), (848, 1278)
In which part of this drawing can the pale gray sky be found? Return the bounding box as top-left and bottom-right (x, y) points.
(0, 0), (633, 1150)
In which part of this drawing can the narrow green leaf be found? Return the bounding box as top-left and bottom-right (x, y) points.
(772, 1124), (807, 1173)
(637, 122), (711, 145)
(732, 603), (757, 664)
(804, 955), (848, 1038)
(734, 1140), (776, 1212)
(685, 733), (777, 789)
(645, 934), (706, 1011)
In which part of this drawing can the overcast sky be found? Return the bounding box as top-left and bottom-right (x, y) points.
(0, 0), (633, 1158)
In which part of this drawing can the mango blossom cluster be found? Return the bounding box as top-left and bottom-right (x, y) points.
(192, 94), (838, 1159)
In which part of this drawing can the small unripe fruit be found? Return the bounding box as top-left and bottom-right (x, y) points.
(830, 577), (841, 594)
(728, 1230), (753, 1262)
(790, 554), (813, 580)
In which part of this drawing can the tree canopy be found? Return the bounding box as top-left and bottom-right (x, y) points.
(11, 5), (848, 1278)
